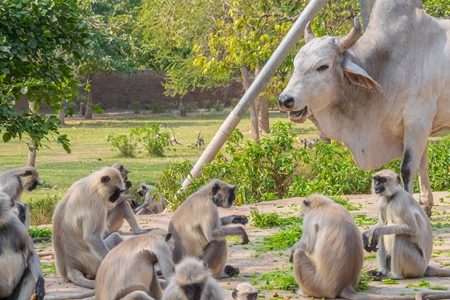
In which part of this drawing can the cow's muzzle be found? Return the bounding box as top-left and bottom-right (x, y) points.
(278, 95), (295, 110)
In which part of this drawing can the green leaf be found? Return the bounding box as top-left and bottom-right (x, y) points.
(2, 132), (11, 142)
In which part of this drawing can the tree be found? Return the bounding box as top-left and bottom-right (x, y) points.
(73, 0), (144, 119)
(0, 0), (89, 153)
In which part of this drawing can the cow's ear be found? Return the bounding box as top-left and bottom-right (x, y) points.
(343, 60), (382, 93)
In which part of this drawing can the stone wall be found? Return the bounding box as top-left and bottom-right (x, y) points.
(16, 70), (245, 112)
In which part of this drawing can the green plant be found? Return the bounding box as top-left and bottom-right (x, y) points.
(28, 226), (52, 238)
(231, 98), (240, 108)
(107, 134), (137, 158)
(148, 102), (164, 114)
(252, 267), (298, 291)
(255, 226), (303, 252)
(28, 194), (61, 225)
(250, 208), (303, 228)
(131, 123), (170, 157)
(214, 100), (224, 111)
(185, 102), (197, 113)
(203, 100), (213, 111)
(131, 101), (141, 114)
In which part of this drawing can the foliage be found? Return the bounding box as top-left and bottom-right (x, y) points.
(28, 226), (52, 238)
(203, 121), (302, 204)
(0, 0), (89, 151)
(155, 160), (206, 211)
(131, 123), (170, 157)
(41, 263), (57, 276)
(252, 266), (298, 291)
(131, 101), (141, 114)
(147, 102), (164, 114)
(250, 208), (303, 228)
(256, 226), (303, 252)
(107, 134), (137, 157)
(28, 194), (60, 225)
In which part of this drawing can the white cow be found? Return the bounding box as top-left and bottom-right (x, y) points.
(278, 0), (450, 216)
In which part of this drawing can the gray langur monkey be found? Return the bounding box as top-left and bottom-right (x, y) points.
(162, 257), (223, 300)
(108, 163), (148, 234)
(290, 194), (413, 300)
(0, 191), (45, 300)
(362, 169), (450, 299)
(136, 183), (168, 214)
(0, 166), (42, 228)
(160, 123), (182, 146)
(231, 283), (258, 300)
(95, 228), (175, 300)
(168, 179), (249, 278)
(52, 167), (125, 289)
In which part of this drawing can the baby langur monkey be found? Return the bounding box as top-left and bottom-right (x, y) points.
(95, 228), (175, 300)
(231, 283), (259, 300)
(162, 257), (223, 300)
(362, 169), (450, 300)
(0, 191), (45, 300)
(290, 194), (413, 300)
(169, 179), (249, 278)
(0, 166), (42, 228)
(136, 183), (168, 214)
(108, 163), (148, 234)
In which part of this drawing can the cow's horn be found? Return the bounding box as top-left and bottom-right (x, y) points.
(304, 21), (315, 44)
(337, 17), (361, 52)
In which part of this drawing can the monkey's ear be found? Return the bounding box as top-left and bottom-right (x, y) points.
(396, 175), (401, 184)
(101, 175), (111, 184)
(165, 233), (172, 242)
(212, 183), (220, 195)
(231, 289), (238, 299)
(21, 170), (33, 177)
(303, 200), (311, 207)
(118, 165), (124, 172)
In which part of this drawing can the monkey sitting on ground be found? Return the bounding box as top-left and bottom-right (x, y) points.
(290, 194), (414, 300)
(231, 283), (259, 300)
(362, 170), (450, 297)
(188, 131), (205, 149)
(52, 167), (125, 289)
(0, 166), (42, 228)
(107, 163), (148, 234)
(0, 191), (45, 300)
(168, 179), (249, 278)
(136, 183), (168, 214)
(162, 257), (223, 300)
(95, 228), (175, 300)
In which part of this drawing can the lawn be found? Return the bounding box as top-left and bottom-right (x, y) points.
(0, 109), (319, 225)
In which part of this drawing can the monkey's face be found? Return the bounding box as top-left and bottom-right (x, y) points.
(211, 180), (237, 208)
(19, 167), (42, 192)
(97, 168), (126, 205)
(137, 184), (148, 197)
(372, 175), (386, 195)
(181, 282), (204, 300)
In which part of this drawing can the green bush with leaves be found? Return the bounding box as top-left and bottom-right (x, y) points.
(131, 123), (170, 157)
(107, 134), (137, 158)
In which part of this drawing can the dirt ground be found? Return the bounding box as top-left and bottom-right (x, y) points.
(38, 191), (450, 299)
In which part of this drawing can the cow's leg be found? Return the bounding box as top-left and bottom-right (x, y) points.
(418, 147), (433, 216)
(401, 118), (432, 216)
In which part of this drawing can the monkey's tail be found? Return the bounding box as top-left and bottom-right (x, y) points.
(424, 266), (450, 277)
(415, 291), (450, 300)
(340, 287), (414, 300)
(43, 290), (95, 300)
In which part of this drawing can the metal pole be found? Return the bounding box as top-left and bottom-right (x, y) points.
(182, 0), (328, 189)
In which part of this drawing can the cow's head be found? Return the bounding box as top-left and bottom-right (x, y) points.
(278, 18), (382, 123)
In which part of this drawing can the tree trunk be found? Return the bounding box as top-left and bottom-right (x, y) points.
(85, 74), (93, 120)
(27, 101), (37, 167)
(240, 66), (259, 143)
(179, 97), (186, 117)
(254, 67), (270, 134)
(58, 100), (65, 125)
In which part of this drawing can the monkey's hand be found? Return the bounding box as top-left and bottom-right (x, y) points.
(362, 233), (372, 252)
(35, 275), (45, 300)
(231, 215), (248, 225)
(370, 229), (379, 252)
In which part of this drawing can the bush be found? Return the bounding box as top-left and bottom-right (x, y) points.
(147, 102), (164, 114)
(214, 100), (224, 111)
(131, 101), (141, 114)
(185, 102), (197, 113)
(203, 100), (213, 111)
(28, 194), (61, 225)
(131, 123), (170, 157)
(231, 98), (240, 108)
(107, 134), (137, 158)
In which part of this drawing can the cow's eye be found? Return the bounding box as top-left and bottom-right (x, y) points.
(317, 65), (329, 71)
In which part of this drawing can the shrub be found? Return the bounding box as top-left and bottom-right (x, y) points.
(106, 134), (137, 158)
(131, 123), (170, 157)
(203, 100), (213, 111)
(148, 102), (164, 114)
(214, 100), (224, 111)
(185, 102), (197, 113)
(231, 97), (240, 108)
(131, 101), (141, 114)
(28, 194), (61, 225)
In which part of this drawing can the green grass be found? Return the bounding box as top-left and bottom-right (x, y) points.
(1, 110), (318, 225)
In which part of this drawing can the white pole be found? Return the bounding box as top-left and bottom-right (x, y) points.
(182, 0), (328, 189)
